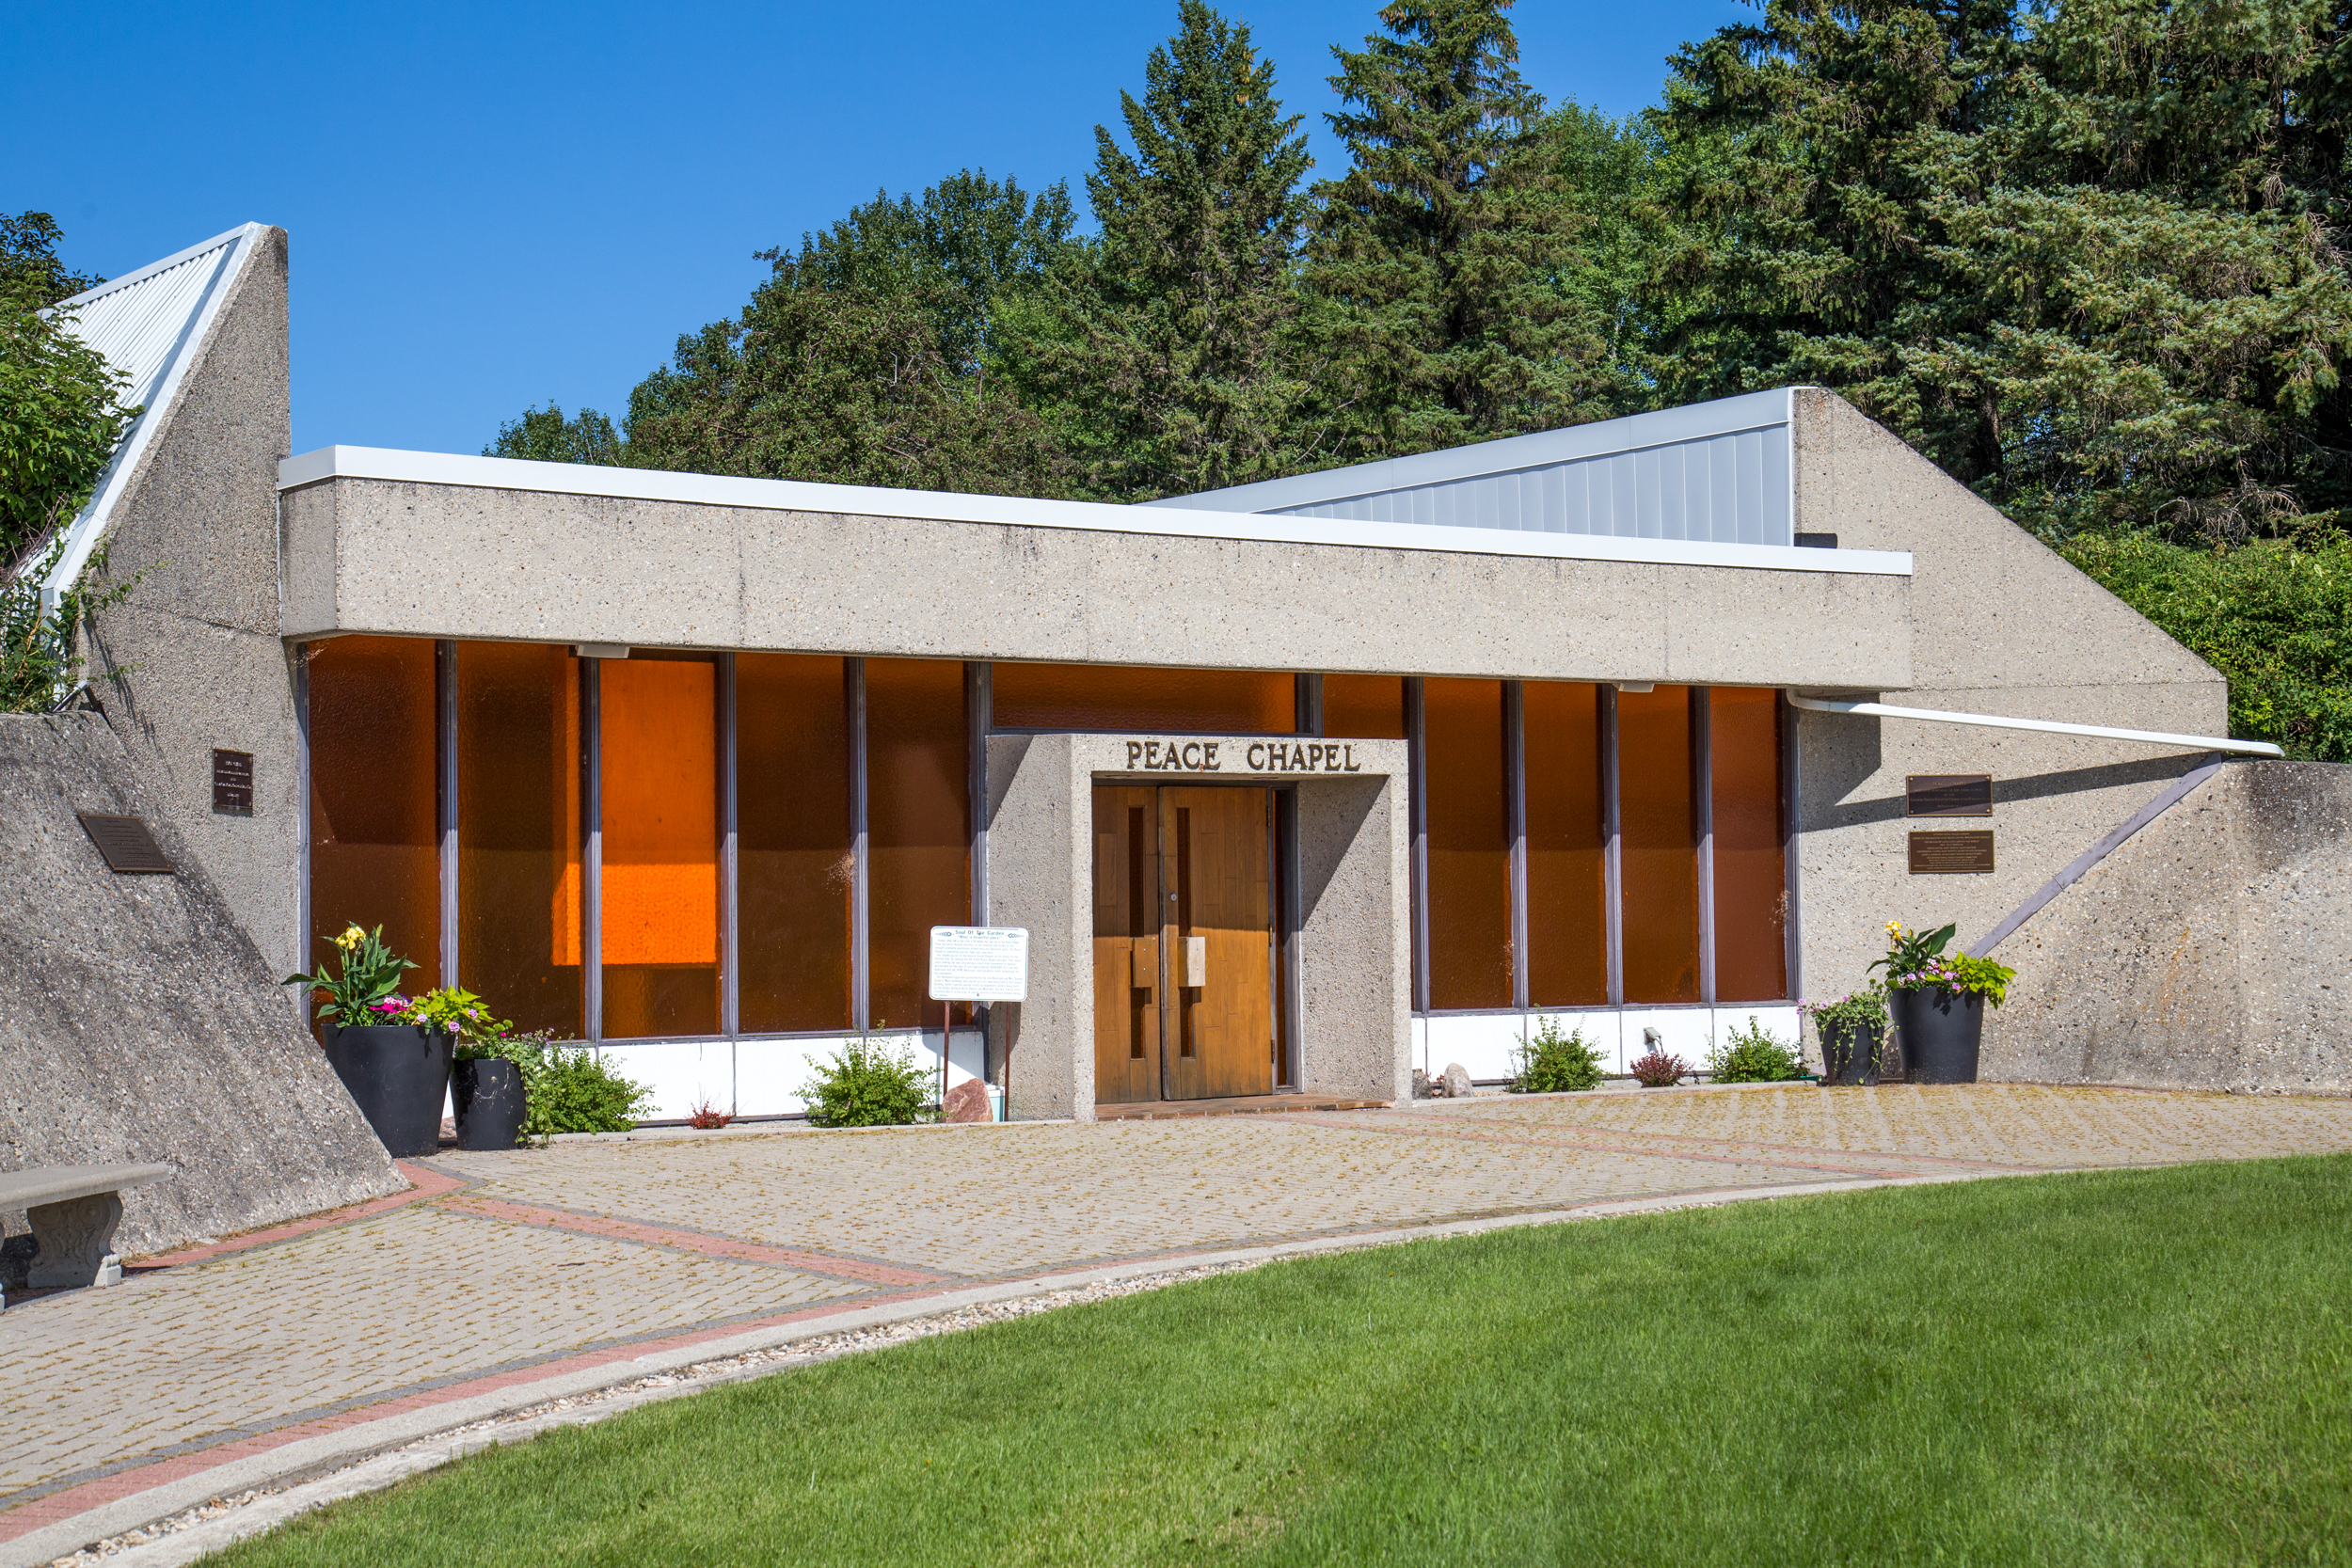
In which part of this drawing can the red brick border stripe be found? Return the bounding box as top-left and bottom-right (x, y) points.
(436, 1196), (951, 1288)
(132, 1162), (468, 1271)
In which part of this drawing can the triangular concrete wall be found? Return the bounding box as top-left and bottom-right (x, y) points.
(0, 714), (399, 1274)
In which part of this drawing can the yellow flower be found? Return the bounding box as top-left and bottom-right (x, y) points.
(336, 925), (366, 952)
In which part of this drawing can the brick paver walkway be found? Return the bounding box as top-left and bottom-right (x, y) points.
(4, 1084), (2349, 1546)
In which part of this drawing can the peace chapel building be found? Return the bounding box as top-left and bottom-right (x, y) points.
(46, 224), (2293, 1121)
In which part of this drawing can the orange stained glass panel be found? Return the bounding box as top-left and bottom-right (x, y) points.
(598, 657), (720, 1038)
(1323, 674), (1407, 739)
(1618, 684), (1700, 1004)
(308, 637), (439, 994)
(1422, 677), (1512, 1009)
(867, 658), (970, 1030)
(993, 663), (1294, 734)
(1712, 687), (1788, 1001)
(1523, 681), (1607, 1006)
(738, 653), (854, 1034)
(456, 641), (581, 1037)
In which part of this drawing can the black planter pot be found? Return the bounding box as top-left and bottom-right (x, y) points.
(323, 1024), (453, 1157)
(1819, 1019), (1889, 1085)
(1890, 987), (1984, 1084)
(453, 1057), (527, 1150)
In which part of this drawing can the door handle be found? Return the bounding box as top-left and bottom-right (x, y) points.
(1184, 935), (1207, 987)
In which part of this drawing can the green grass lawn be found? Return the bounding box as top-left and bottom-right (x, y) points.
(215, 1158), (2352, 1567)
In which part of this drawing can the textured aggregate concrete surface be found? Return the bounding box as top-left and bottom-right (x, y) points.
(1990, 761), (2352, 1094)
(278, 475), (1915, 691)
(0, 714), (399, 1266)
(3, 1082), (2349, 1557)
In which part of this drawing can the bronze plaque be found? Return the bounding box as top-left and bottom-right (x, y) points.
(1907, 773), (1993, 816)
(212, 749), (254, 814)
(78, 813), (174, 874)
(1909, 830), (1994, 874)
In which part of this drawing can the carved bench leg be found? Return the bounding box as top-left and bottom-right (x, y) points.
(26, 1193), (124, 1290)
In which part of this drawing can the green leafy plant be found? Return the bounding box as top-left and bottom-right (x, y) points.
(532, 1043), (654, 1134)
(1801, 990), (1891, 1076)
(800, 1030), (934, 1128)
(380, 985), (503, 1040)
(1869, 922), (1957, 986)
(1508, 1018), (1607, 1093)
(1707, 1017), (1808, 1083)
(1947, 954), (2017, 1007)
(281, 923), (417, 1029)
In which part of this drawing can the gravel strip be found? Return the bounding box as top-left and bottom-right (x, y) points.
(48, 1258), (1265, 1566)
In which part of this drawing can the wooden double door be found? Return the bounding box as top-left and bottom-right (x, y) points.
(1092, 785), (1279, 1103)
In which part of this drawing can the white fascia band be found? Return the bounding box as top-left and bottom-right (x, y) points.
(1784, 692), (2283, 758)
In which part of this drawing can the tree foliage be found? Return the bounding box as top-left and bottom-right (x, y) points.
(1650, 0), (2352, 541)
(1012, 0), (1316, 499)
(1300, 0), (1623, 461)
(2, 213), (134, 562)
(485, 404), (621, 465)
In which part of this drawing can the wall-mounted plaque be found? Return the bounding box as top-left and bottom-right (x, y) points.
(1909, 830), (1994, 875)
(1907, 773), (1993, 816)
(212, 749), (254, 814)
(78, 813), (174, 874)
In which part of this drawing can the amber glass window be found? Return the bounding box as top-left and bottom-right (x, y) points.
(309, 637), (439, 991)
(1523, 681), (1606, 1006)
(867, 658), (969, 1028)
(1712, 687), (1787, 1000)
(1423, 677), (1512, 1009)
(1619, 685), (1700, 1004)
(598, 657), (721, 1038)
(993, 663), (1294, 733)
(738, 654), (853, 1033)
(1323, 674), (1407, 739)
(456, 642), (582, 1037)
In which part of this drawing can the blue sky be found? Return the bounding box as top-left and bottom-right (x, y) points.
(4, 1), (1749, 456)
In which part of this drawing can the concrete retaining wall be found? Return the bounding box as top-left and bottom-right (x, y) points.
(1985, 761), (2352, 1094)
(0, 714), (400, 1275)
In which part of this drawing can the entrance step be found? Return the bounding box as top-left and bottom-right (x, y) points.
(1095, 1094), (1389, 1120)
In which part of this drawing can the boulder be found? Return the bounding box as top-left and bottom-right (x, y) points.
(942, 1078), (993, 1123)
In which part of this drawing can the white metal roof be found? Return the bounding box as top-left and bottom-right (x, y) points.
(37, 224), (270, 601)
(1152, 388), (1798, 547)
(279, 445), (1911, 578)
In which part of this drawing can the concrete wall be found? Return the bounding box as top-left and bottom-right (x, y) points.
(1985, 762), (2350, 1093)
(281, 476), (1913, 691)
(1789, 390), (2232, 1001)
(985, 733), (1410, 1118)
(82, 229), (301, 975)
(0, 714), (400, 1275)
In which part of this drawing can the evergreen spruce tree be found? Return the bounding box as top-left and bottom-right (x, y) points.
(1298, 0), (1618, 462)
(1009, 1), (1315, 499)
(1651, 0), (2352, 540)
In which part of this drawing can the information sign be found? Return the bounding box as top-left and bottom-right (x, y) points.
(929, 927), (1029, 1002)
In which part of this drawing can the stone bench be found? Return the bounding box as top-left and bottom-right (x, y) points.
(0, 1164), (175, 1297)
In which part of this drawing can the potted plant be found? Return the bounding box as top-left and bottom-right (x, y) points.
(1802, 990), (1891, 1085)
(408, 989), (529, 1151)
(1869, 923), (2016, 1085)
(284, 924), (450, 1157)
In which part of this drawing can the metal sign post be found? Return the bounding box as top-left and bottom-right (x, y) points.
(928, 927), (1029, 1120)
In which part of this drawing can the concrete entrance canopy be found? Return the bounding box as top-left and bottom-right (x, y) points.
(985, 734), (1410, 1121)
(276, 448), (1912, 691)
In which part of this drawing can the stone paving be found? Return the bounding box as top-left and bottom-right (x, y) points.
(4, 1083), (2351, 1547)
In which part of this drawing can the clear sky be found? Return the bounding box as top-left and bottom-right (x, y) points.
(3, 1), (1749, 456)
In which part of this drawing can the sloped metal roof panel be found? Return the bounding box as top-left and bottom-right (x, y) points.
(1149, 388), (1796, 548)
(35, 225), (268, 601)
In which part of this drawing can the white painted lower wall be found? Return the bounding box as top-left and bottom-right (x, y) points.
(594, 1028), (989, 1121)
(1418, 1006), (1805, 1083)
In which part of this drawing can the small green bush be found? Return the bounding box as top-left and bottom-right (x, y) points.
(1509, 1019), (1607, 1093)
(1708, 1017), (1807, 1083)
(801, 1033), (934, 1128)
(532, 1044), (654, 1133)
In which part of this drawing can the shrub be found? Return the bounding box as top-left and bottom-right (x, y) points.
(531, 1042), (654, 1134)
(1508, 1019), (1607, 1093)
(687, 1100), (734, 1130)
(1707, 1017), (1807, 1083)
(801, 1033), (933, 1128)
(1629, 1050), (1690, 1087)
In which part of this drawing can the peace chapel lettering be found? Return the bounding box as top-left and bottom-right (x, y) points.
(1122, 739), (1365, 773)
